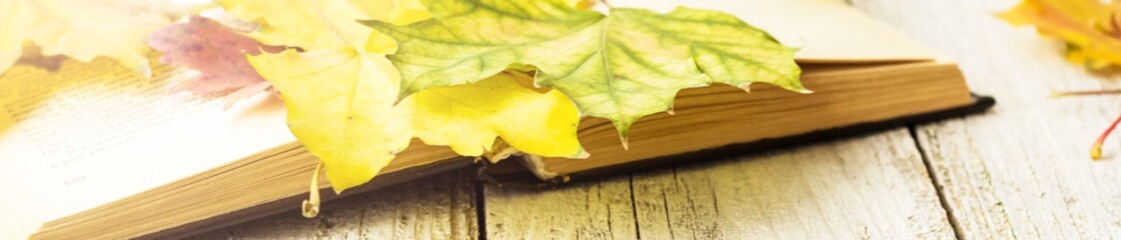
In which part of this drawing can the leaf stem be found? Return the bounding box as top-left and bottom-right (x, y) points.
(1052, 89), (1121, 98)
(1092, 113), (1121, 160)
(302, 162), (323, 218)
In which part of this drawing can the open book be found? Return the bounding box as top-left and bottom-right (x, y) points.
(0, 0), (991, 239)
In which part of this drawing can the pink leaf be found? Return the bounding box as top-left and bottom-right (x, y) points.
(147, 15), (279, 105)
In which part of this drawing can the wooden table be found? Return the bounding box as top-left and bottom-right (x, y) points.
(192, 0), (1121, 238)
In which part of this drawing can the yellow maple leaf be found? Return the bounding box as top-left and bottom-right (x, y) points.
(401, 72), (587, 159)
(222, 0), (428, 192)
(250, 51), (587, 192)
(1000, 0), (1121, 68)
(230, 0), (583, 193)
(248, 49), (412, 192)
(0, 0), (175, 76)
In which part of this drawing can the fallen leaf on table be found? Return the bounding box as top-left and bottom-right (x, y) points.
(1001, 0), (1121, 160)
(0, 0), (178, 77)
(999, 0), (1121, 69)
(147, 16), (280, 106)
(365, 0), (806, 144)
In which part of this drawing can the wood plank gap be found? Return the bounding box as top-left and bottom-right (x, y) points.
(475, 177), (488, 240)
(908, 124), (964, 240)
(627, 173), (643, 240)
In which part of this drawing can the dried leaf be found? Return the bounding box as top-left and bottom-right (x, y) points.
(147, 16), (278, 104)
(1000, 0), (1121, 68)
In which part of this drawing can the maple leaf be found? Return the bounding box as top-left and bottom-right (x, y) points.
(248, 49), (412, 192)
(147, 16), (280, 106)
(218, 0), (427, 192)
(226, 0), (584, 193)
(999, 0), (1121, 69)
(401, 71), (587, 159)
(364, 0), (806, 142)
(0, 0), (177, 77)
(249, 51), (586, 193)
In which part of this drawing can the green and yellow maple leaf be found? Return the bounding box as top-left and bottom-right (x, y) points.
(364, 0), (806, 140)
(226, 0), (584, 193)
(0, 0), (176, 76)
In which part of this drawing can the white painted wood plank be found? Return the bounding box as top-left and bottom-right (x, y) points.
(484, 178), (639, 239)
(852, 0), (1121, 238)
(486, 129), (955, 239)
(630, 129), (954, 239)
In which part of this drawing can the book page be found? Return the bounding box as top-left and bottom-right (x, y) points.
(613, 0), (937, 63)
(0, 58), (293, 239)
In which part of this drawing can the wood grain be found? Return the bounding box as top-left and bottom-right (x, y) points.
(483, 176), (638, 239)
(485, 129), (955, 239)
(851, 0), (1121, 238)
(191, 169), (478, 240)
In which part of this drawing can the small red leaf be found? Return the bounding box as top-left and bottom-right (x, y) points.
(147, 16), (280, 105)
